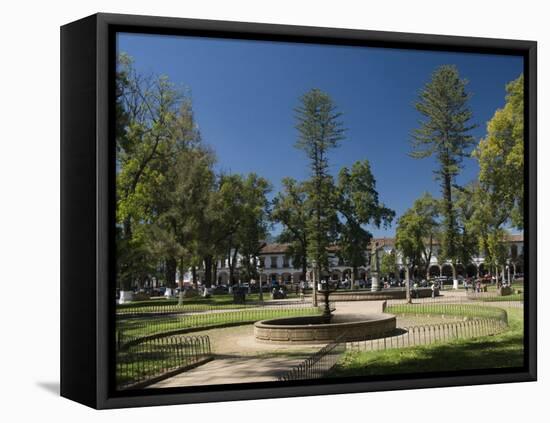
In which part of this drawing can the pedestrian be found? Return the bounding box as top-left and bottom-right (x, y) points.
(431, 283), (436, 298)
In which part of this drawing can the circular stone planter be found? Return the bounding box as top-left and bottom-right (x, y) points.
(254, 313), (396, 344)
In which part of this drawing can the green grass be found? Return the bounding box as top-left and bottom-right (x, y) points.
(484, 281), (524, 292)
(117, 293), (304, 314)
(386, 303), (507, 322)
(117, 306), (322, 339)
(471, 293), (524, 302)
(116, 335), (211, 388)
(329, 308), (524, 377)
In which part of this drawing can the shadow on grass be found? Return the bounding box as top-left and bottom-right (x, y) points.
(330, 332), (524, 377)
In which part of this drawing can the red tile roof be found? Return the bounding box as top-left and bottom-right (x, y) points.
(259, 233), (523, 254)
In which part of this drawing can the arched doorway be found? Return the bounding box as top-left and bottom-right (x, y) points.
(441, 264), (453, 277)
(292, 272), (303, 283)
(428, 265), (440, 278)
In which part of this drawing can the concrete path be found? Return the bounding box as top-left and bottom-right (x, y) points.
(151, 354), (311, 387)
(149, 324), (320, 388)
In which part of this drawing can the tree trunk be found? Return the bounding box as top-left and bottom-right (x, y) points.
(165, 257), (177, 290)
(351, 266), (357, 289)
(312, 266), (318, 307)
(213, 259), (218, 286)
(203, 255), (213, 287)
(405, 266), (411, 303)
(452, 263), (458, 289)
(178, 256), (184, 305)
(192, 266), (197, 288)
(229, 248), (239, 285)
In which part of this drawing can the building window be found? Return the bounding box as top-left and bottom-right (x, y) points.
(270, 256), (278, 268)
(283, 256), (290, 268)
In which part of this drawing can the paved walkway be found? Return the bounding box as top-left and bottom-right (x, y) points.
(149, 324), (320, 388)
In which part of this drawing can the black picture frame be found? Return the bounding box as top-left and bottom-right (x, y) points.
(61, 12), (537, 409)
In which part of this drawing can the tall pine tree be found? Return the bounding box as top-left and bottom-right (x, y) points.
(410, 65), (476, 286)
(295, 89), (344, 303)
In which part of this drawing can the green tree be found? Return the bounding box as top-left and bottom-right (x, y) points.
(228, 173), (272, 285)
(115, 54), (195, 292)
(453, 184), (478, 275)
(395, 210), (425, 303)
(295, 89), (345, 302)
(380, 250), (398, 281)
(271, 178), (309, 280)
(474, 74), (524, 229)
(336, 160), (394, 286)
(411, 193), (440, 278)
(410, 65), (476, 284)
(471, 75), (524, 282)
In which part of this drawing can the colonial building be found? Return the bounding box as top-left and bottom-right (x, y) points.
(193, 234), (524, 285)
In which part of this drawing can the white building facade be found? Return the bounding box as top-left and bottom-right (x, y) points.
(193, 234), (524, 286)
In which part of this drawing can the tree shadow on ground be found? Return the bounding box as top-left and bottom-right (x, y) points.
(330, 333), (524, 377)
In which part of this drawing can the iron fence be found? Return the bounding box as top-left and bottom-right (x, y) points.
(117, 299), (314, 316)
(116, 306), (322, 346)
(385, 302), (509, 323)
(116, 334), (212, 390)
(278, 335), (347, 382)
(347, 318), (508, 352)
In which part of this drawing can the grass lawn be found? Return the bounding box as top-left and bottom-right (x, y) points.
(117, 293), (305, 314)
(472, 293), (524, 302)
(329, 308), (524, 377)
(386, 303), (508, 321)
(484, 281), (524, 292)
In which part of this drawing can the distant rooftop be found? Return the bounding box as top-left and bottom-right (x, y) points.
(259, 233), (523, 255)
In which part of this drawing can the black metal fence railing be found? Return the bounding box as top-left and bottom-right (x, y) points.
(385, 302), (509, 324)
(116, 306), (322, 347)
(278, 334), (347, 382)
(116, 300), (316, 317)
(116, 334), (212, 390)
(385, 293), (523, 310)
(347, 318), (508, 352)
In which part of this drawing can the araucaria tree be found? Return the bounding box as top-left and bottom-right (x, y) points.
(295, 89), (345, 303)
(411, 65), (476, 287)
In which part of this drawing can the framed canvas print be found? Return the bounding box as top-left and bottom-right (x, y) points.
(60, 13), (537, 409)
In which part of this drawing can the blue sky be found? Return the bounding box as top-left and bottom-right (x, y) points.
(117, 33), (523, 238)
